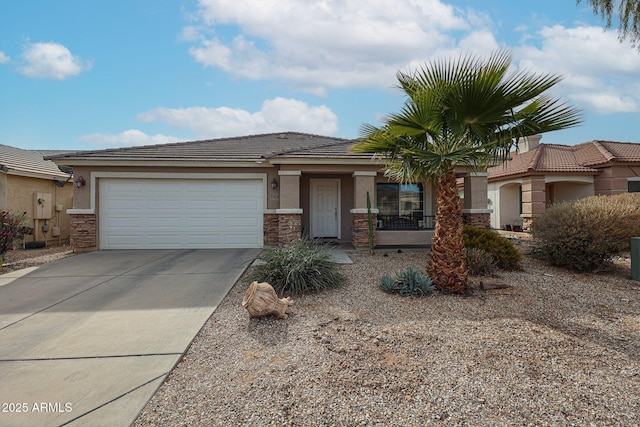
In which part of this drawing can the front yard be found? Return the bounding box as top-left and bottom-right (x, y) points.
(134, 249), (640, 426)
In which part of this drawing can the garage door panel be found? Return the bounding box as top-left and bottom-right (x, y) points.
(99, 178), (263, 249)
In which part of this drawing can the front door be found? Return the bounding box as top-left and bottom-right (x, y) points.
(310, 179), (340, 238)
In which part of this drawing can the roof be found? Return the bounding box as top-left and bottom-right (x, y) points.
(47, 132), (374, 165)
(488, 140), (640, 180)
(0, 144), (71, 180)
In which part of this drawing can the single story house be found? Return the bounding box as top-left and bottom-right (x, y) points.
(487, 135), (640, 231)
(0, 144), (75, 245)
(48, 132), (492, 252)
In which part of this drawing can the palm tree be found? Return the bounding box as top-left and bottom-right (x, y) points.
(353, 51), (581, 293)
(577, 0), (640, 49)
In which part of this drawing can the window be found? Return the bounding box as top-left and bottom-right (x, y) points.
(376, 183), (426, 229)
(629, 179), (640, 193)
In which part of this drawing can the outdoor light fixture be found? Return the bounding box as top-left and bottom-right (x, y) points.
(75, 176), (86, 188)
(271, 178), (278, 189)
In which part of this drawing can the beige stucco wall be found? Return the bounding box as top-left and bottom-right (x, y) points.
(552, 181), (594, 202)
(377, 230), (435, 246)
(5, 174), (73, 244)
(595, 165), (640, 195)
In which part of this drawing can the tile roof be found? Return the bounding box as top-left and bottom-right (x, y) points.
(47, 132), (373, 163)
(0, 144), (70, 180)
(488, 140), (640, 180)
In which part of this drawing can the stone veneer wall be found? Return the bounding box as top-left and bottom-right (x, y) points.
(70, 214), (97, 252)
(352, 213), (376, 249)
(277, 214), (302, 246)
(263, 214), (279, 245)
(462, 212), (490, 229)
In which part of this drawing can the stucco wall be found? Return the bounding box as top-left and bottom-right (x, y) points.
(553, 181), (594, 202)
(499, 183), (521, 229)
(595, 165), (640, 195)
(5, 175), (73, 244)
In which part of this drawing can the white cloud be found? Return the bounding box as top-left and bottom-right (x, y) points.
(515, 25), (640, 114)
(79, 130), (181, 147)
(0, 51), (10, 64)
(19, 42), (91, 79)
(186, 0), (477, 90)
(136, 97), (339, 138)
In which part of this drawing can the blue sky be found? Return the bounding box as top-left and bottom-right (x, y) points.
(1, 0), (639, 150)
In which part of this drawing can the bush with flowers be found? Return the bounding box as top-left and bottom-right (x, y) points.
(1, 210), (30, 255)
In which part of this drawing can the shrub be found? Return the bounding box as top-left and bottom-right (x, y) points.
(466, 247), (497, 276)
(531, 193), (640, 272)
(463, 225), (521, 270)
(380, 267), (435, 296)
(0, 210), (30, 255)
(250, 240), (346, 295)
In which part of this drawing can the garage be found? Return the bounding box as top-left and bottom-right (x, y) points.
(99, 178), (264, 249)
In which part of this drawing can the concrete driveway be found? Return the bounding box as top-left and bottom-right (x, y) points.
(0, 249), (259, 427)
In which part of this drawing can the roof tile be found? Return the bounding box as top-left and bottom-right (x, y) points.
(48, 132), (372, 162)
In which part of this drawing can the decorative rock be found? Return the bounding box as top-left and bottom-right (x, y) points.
(242, 281), (294, 319)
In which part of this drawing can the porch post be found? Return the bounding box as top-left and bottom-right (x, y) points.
(350, 171), (378, 249)
(461, 172), (491, 228)
(521, 175), (546, 231)
(276, 170), (302, 245)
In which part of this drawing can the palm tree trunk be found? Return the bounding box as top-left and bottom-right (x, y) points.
(428, 171), (468, 292)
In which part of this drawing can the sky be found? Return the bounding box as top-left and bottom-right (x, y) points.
(1, 0), (640, 150)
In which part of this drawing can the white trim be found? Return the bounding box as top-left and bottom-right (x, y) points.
(628, 177), (640, 181)
(264, 209), (278, 214)
(87, 171), (268, 212)
(67, 209), (94, 215)
(278, 170), (302, 176)
(462, 209), (493, 214)
(275, 209), (303, 214)
(310, 178), (341, 239)
(466, 172), (489, 177)
(352, 171), (377, 177)
(350, 208), (379, 214)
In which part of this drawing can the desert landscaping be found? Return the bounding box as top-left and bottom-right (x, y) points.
(131, 248), (639, 426)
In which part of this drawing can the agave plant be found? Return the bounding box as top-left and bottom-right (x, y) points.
(380, 267), (435, 296)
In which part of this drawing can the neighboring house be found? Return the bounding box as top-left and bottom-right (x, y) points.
(47, 132), (492, 252)
(0, 144), (74, 245)
(487, 135), (640, 231)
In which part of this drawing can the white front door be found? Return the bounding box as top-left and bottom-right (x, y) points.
(310, 179), (340, 238)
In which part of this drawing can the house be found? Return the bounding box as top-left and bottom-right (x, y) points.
(47, 132), (492, 252)
(487, 135), (640, 231)
(0, 144), (75, 245)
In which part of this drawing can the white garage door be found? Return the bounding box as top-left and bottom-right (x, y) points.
(99, 178), (264, 249)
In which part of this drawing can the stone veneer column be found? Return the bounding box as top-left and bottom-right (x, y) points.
(276, 170), (303, 245)
(263, 213), (279, 245)
(461, 172), (492, 228)
(70, 213), (97, 252)
(521, 175), (546, 231)
(277, 213), (302, 245)
(351, 211), (376, 249)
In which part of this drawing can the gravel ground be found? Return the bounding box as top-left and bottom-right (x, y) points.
(134, 249), (640, 427)
(1, 245), (74, 274)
